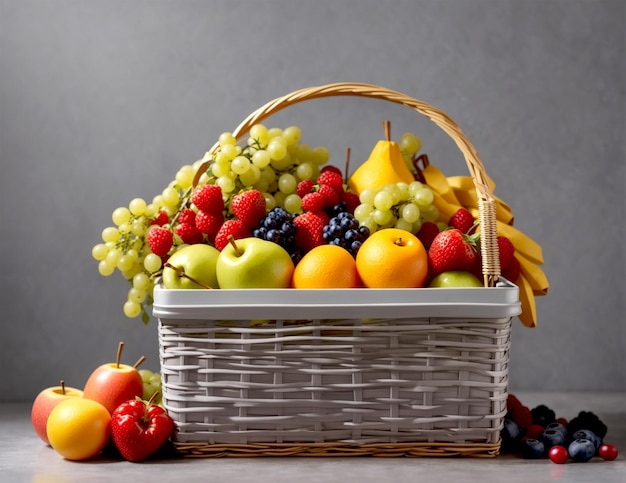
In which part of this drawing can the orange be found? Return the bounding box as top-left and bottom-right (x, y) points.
(46, 398), (111, 461)
(292, 245), (360, 288)
(355, 228), (428, 288)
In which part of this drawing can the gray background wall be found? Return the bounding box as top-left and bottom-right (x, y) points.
(1, 0), (624, 401)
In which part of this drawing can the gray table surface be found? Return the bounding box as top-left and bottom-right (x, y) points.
(2, 392), (625, 483)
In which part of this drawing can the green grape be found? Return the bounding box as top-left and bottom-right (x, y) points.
(421, 204), (439, 222)
(211, 161), (231, 178)
(105, 248), (122, 266)
(175, 165), (195, 189)
(143, 253), (162, 273)
(408, 181), (425, 197)
(128, 287), (146, 304)
(270, 154), (292, 171)
(295, 162), (314, 181)
(296, 144), (313, 163)
(161, 187), (180, 207)
(133, 272), (150, 291)
(102, 226), (120, 243)
(359, 189), (376, 205)
(278, 173), (297, 194)
(395, 218), (413, 232)
(360, 216), (378, 234)
(413, 187), (434, 207)
(216, 175), (236, 193)
(98, 260), (115, 276)
(123, 300), (142, 318)
(239, 165), (261, 186)
(250, 124), (269, 146)
(373, 191), (394, 211)
(218, 132), (236, 147)
(220, 143), (238, 160)
(401, 203), (420, 224)
(118, 222), (132, 235)
(312, 146), (330, 165)
(117, 254), (135, 272)
(353, 203), (373, 221)
(400, 132), (422, 156)
(282, 126), (302, 145)
(268, 138), (287, 160)
(129, 198), (147, 216)
(131, 219), (146, 236)
(373, 209), (394, 225)
(112, 207), (131, 226)
(231, 155), (251, 175)
(267, 127), (283, 139)
(283, 194), (302, 213)
(273, 191), (287, 208)
(252, 150), (271, 168)
(144, 203), (159, 218)
(92, 243), (109, 261)
(262, 192), (276, 211)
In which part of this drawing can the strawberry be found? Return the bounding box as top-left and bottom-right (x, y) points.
(293, 211), (329, 252)
(174, 222), (204, 245)
(150, 210), (169, 227)
(111, 396), (174, 462)
(318, 184), (340, 207)
(502, 256), (521, 282)
(296, 179), (315, 198)
(147, 227), (173, 257)
(449, 208), (475, 234)
(317, 170), (344, 193)
(497, 236), (515, 270)
(195, 210), (224, 236)
(214, 219), (252, 251)
(301, 192), (326, 212)
(177, 208), (196, 226)
(340, 191), (361, 214)
(416, 222), (440, 250)
(427, 228), (478, 276)
(231, 189), (266, 229)
(191, 184), (224, 214)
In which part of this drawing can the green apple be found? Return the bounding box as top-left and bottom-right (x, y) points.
(216, 237), (294, 289)
(428, 270), (483, 288)
(162, 244), (220, 289)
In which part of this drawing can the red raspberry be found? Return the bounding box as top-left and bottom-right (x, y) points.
(510, 405), (533, 432)
(147, 227), (173, 257)
(301, 192), (326, 212)
(293, 211), (329, 252)
(497, 236), (515, 271)
(296, 179), (315, 198)
(214, 219), (251, 251)
(525, 424), (546, 440)
(150, 211), (169, 226)
(555, 417), (568, 428)
(195, 210), (224, 236)
(318, 184), (340, 207)
(174, 222), (204, 245)
(341, 191), (361, 214)
(507, 394), (524, 412)
(502, 256), (521, 282)
(231, 189), (267, 229)
(416, 222), (440, 251)
(177, 208), (196, 226)
(449, 208), (475, 234)
(317, 170), (344, 193)
(192, 184), (224, 214)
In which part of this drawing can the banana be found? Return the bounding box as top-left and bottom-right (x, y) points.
(416, 161), (548, 328)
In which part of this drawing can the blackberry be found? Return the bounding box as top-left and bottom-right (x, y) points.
(253, 207), (299, 261)
(531, 404), (556, 427)
(322, 212), (370, 256)
(568, 411), (608, 439)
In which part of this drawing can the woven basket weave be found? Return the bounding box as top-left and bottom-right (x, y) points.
(155, 83), (520, 458)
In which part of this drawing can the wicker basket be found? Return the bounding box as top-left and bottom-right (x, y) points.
(154, 83), (521, 458)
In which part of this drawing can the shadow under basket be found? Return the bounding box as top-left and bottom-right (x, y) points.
(154, 283), (520, 458)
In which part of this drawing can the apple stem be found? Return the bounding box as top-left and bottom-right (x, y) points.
(116, 341), (124, 368)
(383, 120), (391, 141)
(133, 355), (146, 369)
(60, 380), (65, 395)
(148, 391), (159, 406)
(163, 262), (213, 289)
(227, 235), (243, 256)
(344, 147), (351, 184)
(395, 237), (404, 246)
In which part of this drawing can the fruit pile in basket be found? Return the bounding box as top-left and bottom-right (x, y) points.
(92, 121), (548, 325)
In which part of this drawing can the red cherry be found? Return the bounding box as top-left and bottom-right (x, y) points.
(598, 444), (618, 461)
(548, 445), (569, 464)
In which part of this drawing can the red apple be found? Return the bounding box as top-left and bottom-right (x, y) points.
(31, 380), (84, 444)
(83, 342), (145, 414)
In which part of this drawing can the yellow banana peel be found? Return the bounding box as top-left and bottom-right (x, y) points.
(418, 162), (548, 328)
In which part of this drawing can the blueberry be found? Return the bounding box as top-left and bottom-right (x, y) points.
(358, 226), (370, 237)
(521, 438), (545, 459)
(568, 438), (596, 462)
(542, 428), (566, 449)
(571, 429), (601, 449)
(545, 422), (567, 437)
(500, 419), (521, 450)
(350, 240), (362, 254)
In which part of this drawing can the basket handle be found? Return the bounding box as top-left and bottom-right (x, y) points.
(194, 82), (500, 286)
